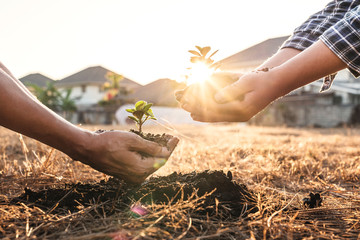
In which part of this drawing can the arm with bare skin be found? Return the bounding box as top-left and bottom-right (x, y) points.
(0, 66), (179, 184)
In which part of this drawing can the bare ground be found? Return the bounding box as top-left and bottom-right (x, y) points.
(1, 124), (360, 239)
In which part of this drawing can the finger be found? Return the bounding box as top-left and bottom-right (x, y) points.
(214, 78), (251, 104)
(131, 135), (179, 158)
(191, 98), (254, 122)
(175, 86), (189, 102)
(175, 90), (184, 102)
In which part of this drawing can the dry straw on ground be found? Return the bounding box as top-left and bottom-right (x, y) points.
(1, 124), (360, 239)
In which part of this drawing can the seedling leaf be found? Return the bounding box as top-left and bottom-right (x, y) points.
(143, 103), (153, 112)
(189, 50), (201, 56)
(146, 108), (155, 117)
(195, 46), (202, 52)
(201, 46), (211, 57)
(135, 100), (147, 111)
(209, 49), (219, 58)
(128, 116), (139, 123)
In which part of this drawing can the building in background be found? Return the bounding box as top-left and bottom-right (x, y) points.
(19, 73), (54, 88)
(54, 65), (141, 110)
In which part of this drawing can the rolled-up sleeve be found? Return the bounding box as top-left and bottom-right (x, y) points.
(282, 0), (360, 51)
(320, 5), (360, 77)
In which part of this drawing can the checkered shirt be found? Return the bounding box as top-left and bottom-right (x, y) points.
(282, 0), (360, 77)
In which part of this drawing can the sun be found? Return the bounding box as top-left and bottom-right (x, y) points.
(186, 62), (215, 85)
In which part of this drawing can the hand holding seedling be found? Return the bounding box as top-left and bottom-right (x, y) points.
(80, 130), (179, 184)
(177, 40), (347, 122)
(0, 62), (179, 184)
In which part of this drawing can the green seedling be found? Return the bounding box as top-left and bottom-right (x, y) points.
(126, 100), (157, 133)
(188, 46), (220, 70)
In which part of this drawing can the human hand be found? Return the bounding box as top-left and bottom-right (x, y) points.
(177, 70), (282, 122)
(175, 72), (241, 105)
(77, 130), (179, 184)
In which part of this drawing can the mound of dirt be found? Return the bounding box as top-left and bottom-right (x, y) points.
(11, 170), (257, 219)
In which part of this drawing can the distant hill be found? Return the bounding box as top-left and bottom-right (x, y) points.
(19, 73), (54, 87)
(126, 78), (186, 107)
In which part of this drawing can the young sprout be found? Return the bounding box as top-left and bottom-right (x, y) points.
(188, 46), (220, 70)
(185, 46), (221, 85)
(126, 100), (157, 133)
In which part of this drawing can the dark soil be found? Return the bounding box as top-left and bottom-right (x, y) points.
(11, 170), (258, 219)
(95, 129), (171, 149)
(303, 192), (323, 208)
(129, 129), (170, 148)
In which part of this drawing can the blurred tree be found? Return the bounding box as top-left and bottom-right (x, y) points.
(99, 72), (130, 106)
(30, 82), (62, 111)
(31, 82), (78, 120)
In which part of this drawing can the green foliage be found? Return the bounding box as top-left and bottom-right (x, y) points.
(30, 82), (78, 117)
(188, 46), (220, 69)
(99, 71), (130, 106)
(30, 82), (62, 111)
(126, 100), (157, 133)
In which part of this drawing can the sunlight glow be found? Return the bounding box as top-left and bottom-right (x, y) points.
(186, 62), (215, 86)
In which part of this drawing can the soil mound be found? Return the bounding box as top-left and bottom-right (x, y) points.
(12, 170), (257, 219)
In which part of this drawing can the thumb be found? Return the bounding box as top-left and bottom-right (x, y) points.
(132, 135), (179, 158)
(214, 78), (250, 104)
(214, 84), (240, 104)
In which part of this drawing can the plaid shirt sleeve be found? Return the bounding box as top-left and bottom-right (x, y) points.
(282, 0), (360, 51)
(282, 0), (360, 79)
(320, 5), (360, 77)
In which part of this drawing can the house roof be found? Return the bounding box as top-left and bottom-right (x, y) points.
(126, 78), (186, 107)
(218, 36), (290, 71)
(19, 73), (54, 87)
(55, 65), (141, 88)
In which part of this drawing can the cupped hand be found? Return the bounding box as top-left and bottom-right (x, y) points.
(175, 72), (241, 103)
(78, 130), (179, 184)
(176, 70), (282, 122)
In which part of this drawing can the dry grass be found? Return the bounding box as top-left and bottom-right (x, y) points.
(2, 124), (360, 239)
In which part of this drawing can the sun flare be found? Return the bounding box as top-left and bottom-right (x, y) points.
(186, 62), (215, 85)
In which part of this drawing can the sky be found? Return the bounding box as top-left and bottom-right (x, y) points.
(1, 0), (332, 85)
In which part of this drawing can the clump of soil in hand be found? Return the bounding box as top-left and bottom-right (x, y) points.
(95, 129), (171, 149)
(11, 170), (258, 219)
(130, 129), (170, 149)
(303, 192), (323, 208)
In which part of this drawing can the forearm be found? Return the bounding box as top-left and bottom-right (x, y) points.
(0, 69), (91, 159)
(0, 61), (38, 100)
(257, 47), (301, 70)
(273, 40), (346, 96)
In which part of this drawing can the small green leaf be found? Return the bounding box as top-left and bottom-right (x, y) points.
(133, 111), (144, 120)
(135, 100), (147, 111)
(146, 108), (155, 117)
(126, 108), (135, 113)
(128, 116), (139, 123)
(143, 103), (153, 112)
(188, 50), (201, 56)
(150, 117), (157, 120)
